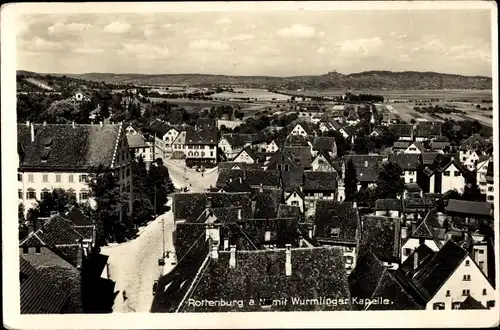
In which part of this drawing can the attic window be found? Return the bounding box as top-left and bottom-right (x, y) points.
(330, 227), (340, 237)
(44, 137), (53, 148)
(41, 150), (50, 162)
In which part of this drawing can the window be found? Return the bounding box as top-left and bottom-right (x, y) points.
(26, 189), (36, 200)
(264, 231), (271, 242)
(35, 247), (41, 254)
(462, 289), (470, 296)
(404, 248), (412, 256)
(345, 256), (353, 264)
(409, 178), (414, 183)
(433, 302), (445, 310)
(126, 168), (130, 177)
(488, 195), (494, 201)
(210, 151), (214, 157)
(446, 290), (451, 297)
(79, 191), (89, 201)
(478, 250), (484, 254)
(483, 289), (487, 295)
(330, 228), (340, 238)
(479, 261), (484, 269)
(410, 148), (416, 151)
(69, 175), (74, 183)
(454, 171), (460, 177)
(463, 274), (471, 281)
(55, 174), (61, 183)
(452, 302), (461, 310)
(43, 174), (48, 182)
(79, 175), (87, 183)
(408, 171), (414, 175)
(22, 247), (28, 254)
(488, 187), (494, 192)
(68, 189), (76, 199)
(462, 157), (466, 161)
(28, 174), (34, 182)
(486, 300), (495, 308)
(444, 171), (450, 176)
(18, 173), (22, 181)
(465, 260), (470, 266)
(41, 190), (50, 200)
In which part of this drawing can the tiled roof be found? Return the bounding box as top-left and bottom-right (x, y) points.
(20, 215), (84, 247)
(341, 125), (357, 136)
(285, 187), (305, 201)
(445, 199), (492, 217)
(393, 141), (411, 149)
(66, 206), (93, 226)
(283, 146), (312, 168)
(410, 212), (443, 245)
(348, 251), (424, 311)
(216, 169), (280, 188)
(397, 244), (436, 277)
(280, 168), (304, 191)
(172, 192), (252, 222)
(414, 124), (441, 137)
(185, 126), (218, 145)
(459, 134), (488, 151)
(148, 119), (171, 136)
(357, 167), (379, 183)
(266, 150), (301, 171)
(360, 216), (401, 263)
(403, 198), (434, 211)
(390, 124), (413, 137)
(314, 201), (359, 244)
(277, 204), (301, 219)
(421, 152), (440, 165)
(344, 154), (384, 169)
(220, 133), (253, 147)
(234, 147), (258, 162)
(312, 136), (336, 152)
(221, 177), (254, 193)
(127, 134), (148, 148)
(74, 225), (95, 241)
(375, 199), (402, 211)
(303, 171), (338, 191)
(404, 183), (422, 193)
(20, 257), (68, 314)
(179, 247), (351, 312)
(389, 154), (421, 171)
(252, 188), (282, 219)
(285, 134), (312, 146)
(218, 162), (261, 171)
(196, 118), (217, 128)
(412, 240), (468, 301)
(430, 141), (450, 150)
(18, 123), (122, 170)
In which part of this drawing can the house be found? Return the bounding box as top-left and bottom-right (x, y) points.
(170, 129), (187, 159)
(349, 251), (425, 310)
(218, 134), (252, 160)
(125, 123), (138, 135)
(360, 216), (401, 269)
(302, 171), (338, 219)
(154, 246), (352, 312)
(403, 142), (425, 155)
(445, 199), (492, 230)
(400, 211), (445, 264)
(389, 154), (421, 184)
(148, 119), (182, 158)
(414, 124), (442, 142)
(218, 177), (254, 194)
(421, 152), (440, 165)
(310, 151), (341, 173)
(287, 122), (317, 138)
(17, 122), (133, 223)
(311, 136), (337, 158)
(330, 104), (345, 118)
(402, 198), (435, 223)
(284, 187), (305, 213)
(313, 201), (361, 273)
(458, 134), (490, 164)
(215, 170), (280, 190)
(393, 141), (411, 153)
(401, 240), (497, 310)
(403, 182), (423, 199)
(390, 124), (414, 141)
(476, 156), (492, 195)
(462, 150), (481, 171)
(485, 161), (494, 203)
(185, 126), (218, 167)
(266, 149), (301, 172)
(345, 107), (359, 126)
(283, 145), (312, 169)
(71, 89), (92, 104)
(127, 134), (154, 165)
(375, 199), (402, 218)
(356, 167), (379, 191)
(421, 155), (468, 195)
(279, 167), (304, 193)
(430, 137), (451, 154)
(233, 147), (259, 164)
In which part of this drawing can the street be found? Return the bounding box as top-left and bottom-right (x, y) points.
(100, 158), (217, 313)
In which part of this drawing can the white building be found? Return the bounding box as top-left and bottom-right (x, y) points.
(428, 158), (467, 194)
(17, 122), (133, 225)
(233, 148), (257, 164)
(127, 134), (154, 165)
(476, 156), (491, 195)
(284, 188), (305, 213)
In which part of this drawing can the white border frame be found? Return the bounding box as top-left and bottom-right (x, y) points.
(2, 1), (499, 329)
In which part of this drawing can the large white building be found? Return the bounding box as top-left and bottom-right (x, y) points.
(17, 122), (133, 225)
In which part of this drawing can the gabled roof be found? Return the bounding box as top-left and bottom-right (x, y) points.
(234, 147), (258, 162)
(251, 188), (282, 219)
(280, 167), (304, 192)
(283, 145), (312, 168)
(311, 151), (340, 172)
(18, 123), (122, 171)
(185, 126), (218, 145)
(277, 204), (301, 219)
(421, 152), (440, 165)
(375, 199), (402, 211)
(412, 240), (469, 301)
(127, 134), (148, 148)
(20, 257), (69, 314)
(341, 125), (357, 136)
(178, 247), (352, 312)
(459, 134), (488, 151)
(220, 133), (253, 147)
(410, 211), (444, 246)
(357, 167), (379, 183)
(196, 117), (217, 128)
(398, 244), (436, 277)
(393, 141), (411, 149)
(303, 171), (338, 191)
(408, 141), (425, 152)
(389, 154), (421, 171)
(458, 295), (488, 310)
(348, 251), (424, 311)
(285, 188), (305, 201)
(430, 141), (450, 150)
(221, 177), (254, 193)
(360, 216), (401, 263)
(414, 124), (441, 137)
(218, 162), (261, 171)
(291, 122), (314, 136)
(148, 119), (172, 136)
(446, 199), (492, 217)
(314, 201), (359, 244)
(216, 169), (280, 188)
(266, 149), (301, 171)
(344, 154), (384, 169)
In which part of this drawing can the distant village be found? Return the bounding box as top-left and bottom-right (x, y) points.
(17, 85), (496, 313)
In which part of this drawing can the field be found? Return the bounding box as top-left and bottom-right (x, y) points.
(212, 88), (291, 101)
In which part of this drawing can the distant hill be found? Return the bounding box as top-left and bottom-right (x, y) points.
(19, 70), (492, 90)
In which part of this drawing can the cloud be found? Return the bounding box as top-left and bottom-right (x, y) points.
(28, 37), (65, 52)
(214, 17), (231, 25)
(188, 39), (231, 52)
(73, 47), (104, 54)
(317, 47), (326, 53)
(231, 34), (255, 41)
(317, 31), (325, 38)
(120, 43), (170, 60)
(48, 22), (91, 35)
(277, 24), (316, 38)
(103, 22), (131, 34)
(336, 37), (384, 54)
(257, 45), (280, 56)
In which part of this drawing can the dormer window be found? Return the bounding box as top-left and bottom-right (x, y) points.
(330, 227), (340, 237)
(44, 137), (53, 149)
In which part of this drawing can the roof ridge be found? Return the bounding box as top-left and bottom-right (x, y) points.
(110, 122), (123, 168)
(176, 254), (211, 313)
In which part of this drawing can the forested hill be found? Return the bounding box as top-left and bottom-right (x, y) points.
(18, 70), (492, 90)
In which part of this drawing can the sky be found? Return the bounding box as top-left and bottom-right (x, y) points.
(17, 9), (493, 77)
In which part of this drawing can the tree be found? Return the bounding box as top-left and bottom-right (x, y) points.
(87, 165), (130, 244)
(344, 160), (358, 201)
(131, 157), (155, 226)
(148, 159), (175, 214)
(26, 188), (77, 226)
(46, 99), (79, 123)
(462, 174), (484, 202)
(377, 161), (405, 199)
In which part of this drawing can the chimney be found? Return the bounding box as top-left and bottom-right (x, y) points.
(26, 121), (30, 127)
(100, 121), (103, 127)
(308, 226), (313, 239)
(413, 249), (419, 270)
(237, 208), (242, 221)
(211, 242), (219, 259)
(239, 177), (243, 184)
(30, 123), (35, 142)
(259, 183), (263, 192)
(285, 244), (292, 276)
(299, 235), (305, 247)
(229, 245), (236, 268)
(43, 121), (47, 126)
(224, 238), (229, 251)
(401, 227), (408, 240)
(72, 121), (76, 128)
